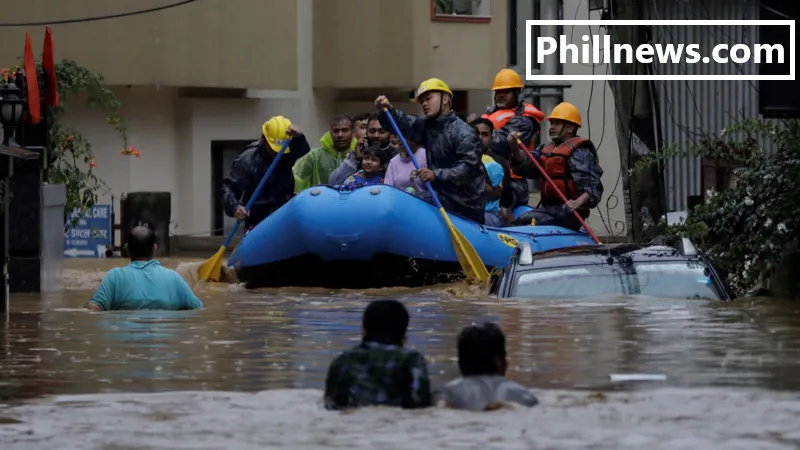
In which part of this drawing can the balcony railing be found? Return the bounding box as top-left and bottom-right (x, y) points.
(432, 0), (491, 23)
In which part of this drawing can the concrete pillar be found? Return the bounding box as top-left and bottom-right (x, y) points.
(539, 0), (561, 137)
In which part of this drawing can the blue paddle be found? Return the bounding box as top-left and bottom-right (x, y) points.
(382, 108), (489, 282)
(198, 138), (292, 281)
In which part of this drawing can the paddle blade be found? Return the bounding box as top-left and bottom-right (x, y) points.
(437, 208), (490, 283)
(197, 246), (226, 282)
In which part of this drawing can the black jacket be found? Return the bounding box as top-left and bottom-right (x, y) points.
(220, 135), (311, 228)
(380, 109), (485, 223)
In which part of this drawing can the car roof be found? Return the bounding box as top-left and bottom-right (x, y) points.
(524, 243), (700, 270)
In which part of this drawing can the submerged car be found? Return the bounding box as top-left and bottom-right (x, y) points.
(490, 238), (733, 301)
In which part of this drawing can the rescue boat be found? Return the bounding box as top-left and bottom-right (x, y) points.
(228, 184), (596, 288)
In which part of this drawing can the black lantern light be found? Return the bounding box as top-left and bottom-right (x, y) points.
(0, 76), (25, 147)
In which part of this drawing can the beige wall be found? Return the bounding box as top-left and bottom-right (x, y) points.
(561, 2), (625, 236)
(0, 0), (298, 90)
(314, 0), (506, 91)
(411, 0), (507, 90)
(313, 0), (415, 89)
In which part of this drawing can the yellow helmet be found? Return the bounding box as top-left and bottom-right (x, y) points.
(492, 68), (524, 91)
(261, 115), (292, 152)
(412, 78), (454, 103)
(546, 102), (582, 127)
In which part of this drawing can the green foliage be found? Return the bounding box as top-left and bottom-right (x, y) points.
(44, 59), (129, 221)
(2, 59), (127, 223)
(636, 118), (800, 296)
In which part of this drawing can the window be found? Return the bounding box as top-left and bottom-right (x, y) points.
(758, 0), (799, 118)
(513, 261), (724, 300)
(432, 0), (491, 23)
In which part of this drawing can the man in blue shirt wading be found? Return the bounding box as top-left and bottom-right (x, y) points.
(86, 221), (204, 311)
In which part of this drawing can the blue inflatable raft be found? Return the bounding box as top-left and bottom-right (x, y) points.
(228, 185), (596, 288)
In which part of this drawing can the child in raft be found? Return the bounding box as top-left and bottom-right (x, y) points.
(438, 322), (538, 411)
(324, 299), (432, 410)
(384, 136), (427, 194)
(342, 144), (387, 187)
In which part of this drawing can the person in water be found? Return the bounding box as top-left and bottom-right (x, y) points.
(342, 144), (387, 187)
(86, 221), (204, 311)
(324, 299), (432, 410)
(438, 322), (538, 411)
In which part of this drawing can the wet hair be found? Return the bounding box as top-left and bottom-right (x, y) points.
(352, 113), (370, 124)
(362, 299), (410, 345)
(457, 322), (507, 376)
(362, 143), (388, 166)
(330, 114), (352, 128)
(470, 117), (494, 131)
(127, 219), (156, 259)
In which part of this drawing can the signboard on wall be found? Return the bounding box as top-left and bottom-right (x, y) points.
(63, 204), (112, 258)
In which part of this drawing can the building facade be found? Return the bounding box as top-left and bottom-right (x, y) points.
(648, 0), (798, 211)
(1, 0), (626, 237)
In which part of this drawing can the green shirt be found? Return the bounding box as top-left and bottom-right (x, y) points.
(324, 341), (432, 410)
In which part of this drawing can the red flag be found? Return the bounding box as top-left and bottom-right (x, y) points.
(42, 27), (59, 107)
(23, 33), (41, 124)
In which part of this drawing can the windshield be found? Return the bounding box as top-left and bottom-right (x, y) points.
(513, 261), (723, 300)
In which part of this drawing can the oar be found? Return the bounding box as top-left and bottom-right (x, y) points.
(514, 136), (601, 244)
(198, 138), (293, 282)
(382, 108), (490, 283)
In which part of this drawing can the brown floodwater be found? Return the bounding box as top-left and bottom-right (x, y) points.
(1, 257), (800, 449)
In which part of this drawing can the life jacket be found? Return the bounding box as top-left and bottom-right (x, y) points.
(483, 103), (544, 131)
(538, 137), (594, 204)
(483, 103), (544, 180)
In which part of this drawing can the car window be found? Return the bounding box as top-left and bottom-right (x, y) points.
(513, 261), (723, 300)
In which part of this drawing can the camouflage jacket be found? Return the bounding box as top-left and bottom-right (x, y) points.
(379, 109), (486, 223)
(324, 341), (432, 410)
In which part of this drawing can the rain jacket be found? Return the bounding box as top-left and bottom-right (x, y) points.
(379, 109), (486, 224)
(293, 132), (358, 192)
(220, 136), (311, 229)
(485, 102), (541, 208)
(510, 139), (604, 219)
(485, 102), (541, 161)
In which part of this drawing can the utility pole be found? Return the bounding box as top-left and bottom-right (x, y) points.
(605, 0), (665, 242)
(539, 0), (561, 138)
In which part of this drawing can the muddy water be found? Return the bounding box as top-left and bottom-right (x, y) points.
(2, 258), (800, 449)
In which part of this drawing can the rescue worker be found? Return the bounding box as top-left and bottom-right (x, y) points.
(294, 115), (358, 192)
(221, 116), (310, 231)
(375, 78), (485, 224)
(469, 69), (544, 208)
(509, 102), (604, 231)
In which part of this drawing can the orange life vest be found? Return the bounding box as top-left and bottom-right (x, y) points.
(538, 137), (594, 204)
(483, 103), (544, 131)
(482, 103), (544, 179)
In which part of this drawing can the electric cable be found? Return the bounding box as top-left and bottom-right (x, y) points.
(0, 0), (201, 27)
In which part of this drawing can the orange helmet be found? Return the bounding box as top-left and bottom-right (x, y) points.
(492, 68), (525, 91)
(547, 102), (582, 127)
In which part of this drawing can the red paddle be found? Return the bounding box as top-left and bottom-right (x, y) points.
(514, 136), (602, 244)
